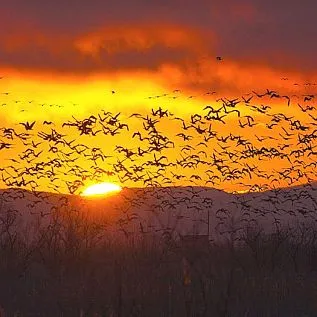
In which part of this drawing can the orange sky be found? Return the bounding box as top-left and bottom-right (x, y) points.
(1, 1), (317, 194)
(0, 67), (315, 194)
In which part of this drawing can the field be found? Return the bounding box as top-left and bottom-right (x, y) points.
(1, 187), (317, 316)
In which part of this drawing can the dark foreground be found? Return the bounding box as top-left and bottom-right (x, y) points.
(1, 217), (317, 317)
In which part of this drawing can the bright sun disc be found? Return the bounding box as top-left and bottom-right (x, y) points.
(80, 182), (122, 197)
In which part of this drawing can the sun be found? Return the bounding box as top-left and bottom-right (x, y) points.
(80, 182), (122, 197)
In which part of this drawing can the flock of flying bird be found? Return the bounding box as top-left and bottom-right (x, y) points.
(1, 83), (317, 237)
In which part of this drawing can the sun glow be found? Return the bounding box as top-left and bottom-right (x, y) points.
(80, 182), (122, 197)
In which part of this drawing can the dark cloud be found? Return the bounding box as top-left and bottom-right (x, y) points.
(210, 0), (317, 70)
(1, 0), (317, 73)
(0, 43), (202, 73)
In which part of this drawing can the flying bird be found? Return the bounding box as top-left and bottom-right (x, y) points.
(19, 121), (36, 131)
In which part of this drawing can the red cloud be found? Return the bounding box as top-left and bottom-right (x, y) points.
(0, 22), (216, 73)
(74, 23), (215, 57)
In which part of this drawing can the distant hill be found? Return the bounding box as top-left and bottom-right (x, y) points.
(1, 184), (317, 243)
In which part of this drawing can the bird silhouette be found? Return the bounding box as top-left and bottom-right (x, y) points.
(20, 121), (36, 131)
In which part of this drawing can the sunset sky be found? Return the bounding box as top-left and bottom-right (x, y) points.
(1, 0), (317, 90)
(1, 0), (317, 194)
